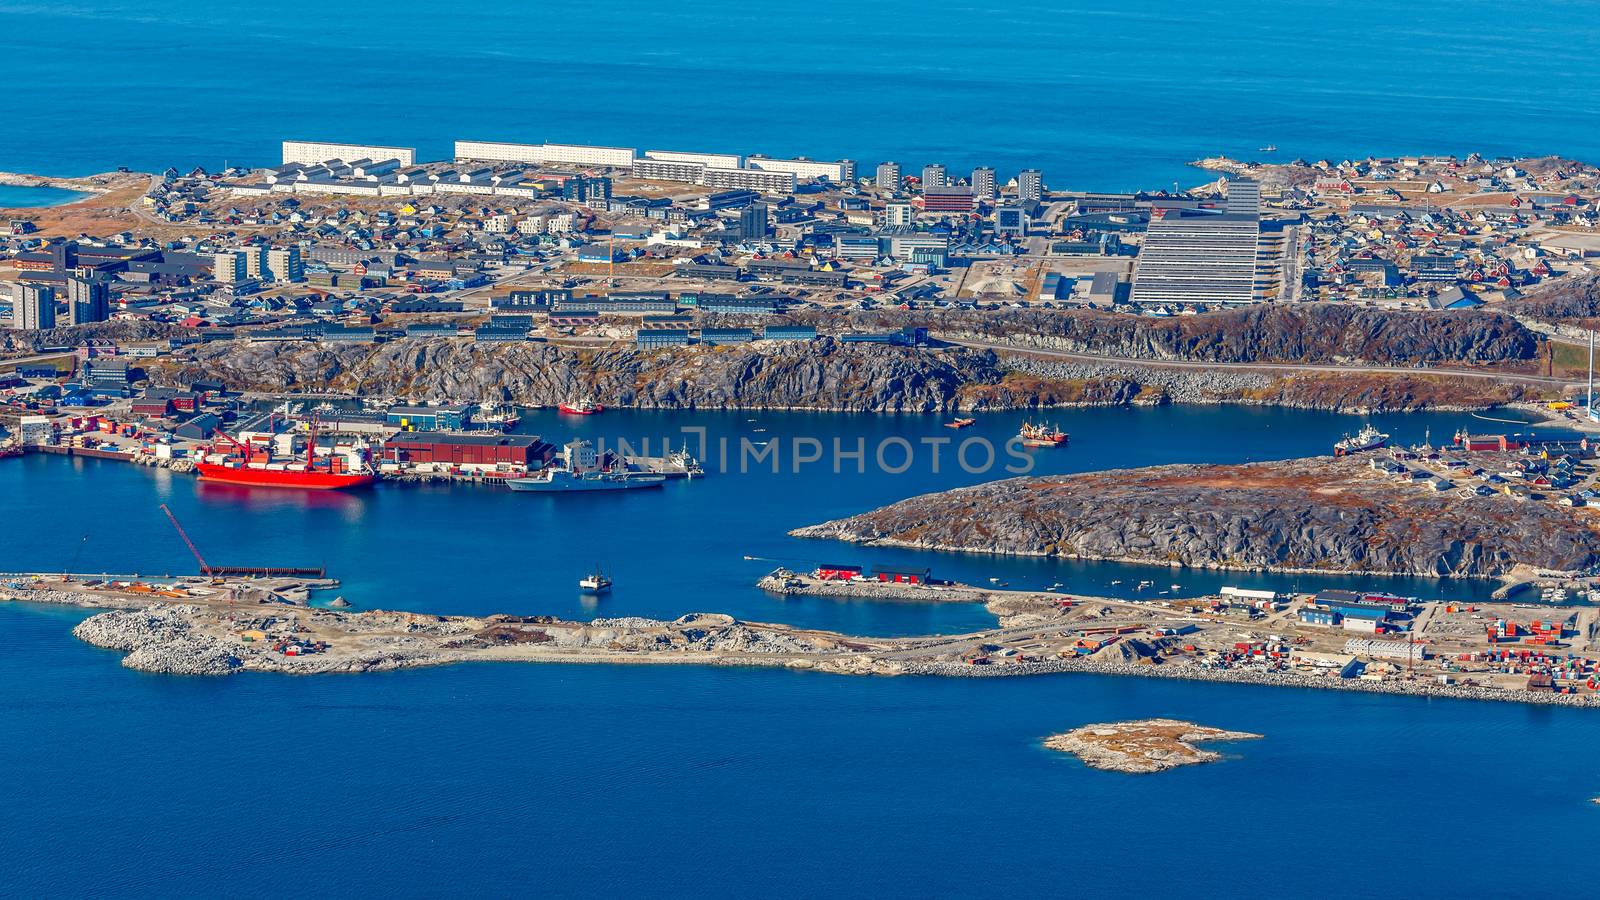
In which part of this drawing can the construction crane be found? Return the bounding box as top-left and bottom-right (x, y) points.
(159, 504), (215, 581)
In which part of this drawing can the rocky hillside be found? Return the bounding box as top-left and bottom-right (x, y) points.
(155, 334), (1543, 414)
(1, 320), (192, 359)
(156, 337), (1007, 412)
(1505, 275), (1600, 328)
(792, 457), (1600, 578)
(767, 304), (1540, 366)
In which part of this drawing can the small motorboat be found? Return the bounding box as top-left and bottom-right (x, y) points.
(944, 417), (976, 429)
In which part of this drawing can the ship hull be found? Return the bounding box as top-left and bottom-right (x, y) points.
(507, 474), (664, 492)
(558, 405), (603, 415)
(195, 462), (377, 490)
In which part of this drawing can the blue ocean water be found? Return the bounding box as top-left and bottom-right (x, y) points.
(0, 185), (87, 207)
(0, 406), (1517, 634)
(5, 407), (1600, 897)
(4, 1), (1600, 187)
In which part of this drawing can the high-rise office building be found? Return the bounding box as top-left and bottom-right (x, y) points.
(737, 203), (768, 240)
(971, 166), (997, 200)
(921, 163), (947, 189)
(1128, 210), (1261, 306)
(1225, 178), (1262, 216)
(66, 276), (110, 325)
(875, 161), (902, 191)
(14, 283), (55, 330)
(1017, 169), (1043, 202)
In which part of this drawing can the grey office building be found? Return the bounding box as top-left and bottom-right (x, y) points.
(1128, 210), (1260, 305)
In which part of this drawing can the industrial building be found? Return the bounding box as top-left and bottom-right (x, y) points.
(383, 433), (555, 470)
(282, 140), (416, 167)
(1128, 210), (1261, 305)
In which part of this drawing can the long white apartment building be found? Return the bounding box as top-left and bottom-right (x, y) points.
(744, 156), (853, 182)
(1128, 210), (1261, 305)
(454, 140), (636, 169)
(644, 149), (744, 169)
(282, 140), (416, 166)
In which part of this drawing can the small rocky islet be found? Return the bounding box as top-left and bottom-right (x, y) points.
(1043, 719), (1263, 773)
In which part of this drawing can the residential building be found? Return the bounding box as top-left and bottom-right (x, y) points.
(14, 283), (55, 330)
(921, 163), (947, 189)
(644, 149), (743, 169)
(742, 156), (850, 182)
(265, 247), (304, 283)
(281, 140), (415, 166)
(875, 161), (902, 191)
(738, 203), (769, 240)
(971, 166), (997, 200)
(66, 276), (111, 325)
(213, 250), (248, 283)
(884, 202), (913, 227)
(1018, 169), (1043, 202)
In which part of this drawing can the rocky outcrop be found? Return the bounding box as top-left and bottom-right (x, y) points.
(1505, 274), (1600, 328)
(72, 606), (242, 675)
(1044, 719), (1262, 773)
(0, 320), (192, 360)
(155, 338), (1005, 412)
(765, 305), (1541, 366)
(970, 356), (1538, 412)
(792, 456), (1600, 578)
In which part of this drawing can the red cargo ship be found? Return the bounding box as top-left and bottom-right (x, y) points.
(195, 422), (376, 490)
(559, 396), (604, 415)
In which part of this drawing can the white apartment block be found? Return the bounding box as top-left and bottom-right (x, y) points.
(644, 149), (744, 169)
(282, 141), (416, 166)
(743, 156), (850, 182)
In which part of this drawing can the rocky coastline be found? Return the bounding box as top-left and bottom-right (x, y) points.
(791, 455), (1600, 579)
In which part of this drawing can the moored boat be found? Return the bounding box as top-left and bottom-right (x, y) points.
(506, 469), (665, 492)
(579, 565), (612, 593)
(196, 421), (376, 490)
(1334, 424), (1389, 457)
(1018, 420), (1069, 447)
(559, 396), (604, 415)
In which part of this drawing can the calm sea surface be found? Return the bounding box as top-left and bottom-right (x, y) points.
(4, 407), (1599, 897)
(3, 0), (1599, 187)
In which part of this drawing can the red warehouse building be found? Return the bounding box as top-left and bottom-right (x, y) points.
(384, 432), (555, 468)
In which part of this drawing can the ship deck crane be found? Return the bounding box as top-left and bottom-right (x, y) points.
(159, 504), (216, 581)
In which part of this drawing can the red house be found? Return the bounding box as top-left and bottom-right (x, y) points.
(814, 564), (863, 581)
